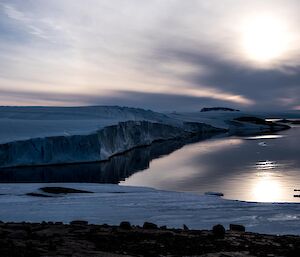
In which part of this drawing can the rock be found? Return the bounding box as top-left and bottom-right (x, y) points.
(70, 220), (88, 226)
(205, 192), (224, 197)
(26, 192), (53, 197)
(212, 224), (225, 239)
(6, 223), (27, 230)
(8, 230), (27, 239)
(143, 222), (158, 230)
(229, 224), (245, 232)
(0, 222), (299, 256)
(40, 187), (93, 194)
(200, 107), (240, 112)
(119, 221), (131, 230)
(183, 224), (189, 231)
(101, 223), (110, 228)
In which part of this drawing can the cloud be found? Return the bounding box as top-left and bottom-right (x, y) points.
(0, 88), (242, 112)
(1, 3), (52, 40)
(148, 47), (300, 110)
(0, 0), (300, 110)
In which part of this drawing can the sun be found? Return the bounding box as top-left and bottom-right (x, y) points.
(241, 15), (290, 63)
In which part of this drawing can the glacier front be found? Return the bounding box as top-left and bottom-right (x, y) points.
(0, 106), (288, 167)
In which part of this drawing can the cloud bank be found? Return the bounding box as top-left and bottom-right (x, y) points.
(0, 0), (300, 111)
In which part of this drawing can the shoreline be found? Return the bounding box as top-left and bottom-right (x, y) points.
(0, 184), (299, 235)
(0, 221), (299, 257)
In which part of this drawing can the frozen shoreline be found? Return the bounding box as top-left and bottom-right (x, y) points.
(0, 183), (299, 235)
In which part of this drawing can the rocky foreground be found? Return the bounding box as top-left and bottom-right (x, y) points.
(0, 221), (299, 257)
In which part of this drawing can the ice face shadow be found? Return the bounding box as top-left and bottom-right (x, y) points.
(0, 134), (215, 183)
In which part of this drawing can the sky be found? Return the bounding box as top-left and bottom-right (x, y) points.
(0, 0), (300, 111)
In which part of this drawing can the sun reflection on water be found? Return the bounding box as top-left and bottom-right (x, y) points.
(255, 160), (278, 170)
(251, 173), (283, 202)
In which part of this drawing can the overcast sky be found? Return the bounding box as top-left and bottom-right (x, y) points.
(0, 0), (300, 111)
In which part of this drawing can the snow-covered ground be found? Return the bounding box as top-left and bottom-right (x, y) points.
(0, 106), (178, 144)
(0, 183), (299, 235)
(0, 106), (282, 144)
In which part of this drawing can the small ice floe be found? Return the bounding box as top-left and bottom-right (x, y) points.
(246, 135), (283, 140)
(258, 142), (267, 147)
(204, 192), (224, 197)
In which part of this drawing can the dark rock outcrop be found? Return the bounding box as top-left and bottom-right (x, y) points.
(229, 224), (246, 232)
(212, 224), (226, 239)
(201, 107), (240, 112)
(0, 222), (299, 257)
(70, 220), (88, 226)
(120, 221), (132, 230)
(40, 187), (93, 194)
(143, 222), (158, 229)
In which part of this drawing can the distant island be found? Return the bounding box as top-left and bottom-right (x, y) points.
(200, 107), (240, 112)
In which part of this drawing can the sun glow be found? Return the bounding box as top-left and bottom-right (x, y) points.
(241, 15), (290, 63)
(252, 173), (283, 202)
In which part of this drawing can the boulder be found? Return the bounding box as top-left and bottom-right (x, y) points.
(183, 224), (189, 231)
(229, 224), (245, 232)
(70, 220), (88, 226)
(119, 221), (132, 230)
(143, 222), (158, 230)
(212, 224), (225, 239)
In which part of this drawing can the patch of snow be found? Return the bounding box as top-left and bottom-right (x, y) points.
(0, 106), (178, 144)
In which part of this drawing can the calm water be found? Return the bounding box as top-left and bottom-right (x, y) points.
(1, 126), (299, 203)
(122, 125), (300, 203)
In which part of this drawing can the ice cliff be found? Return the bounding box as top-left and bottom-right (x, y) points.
(0, 119), (222, 168)
(0, 106), (288, 168)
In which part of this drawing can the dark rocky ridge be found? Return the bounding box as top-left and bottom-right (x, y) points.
(0, 222), (299, 257)
(200, 107), (240, 112)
